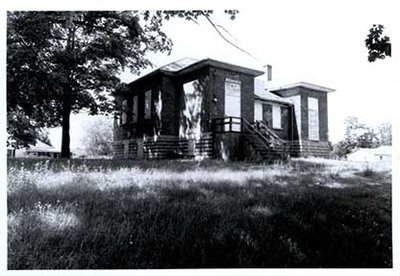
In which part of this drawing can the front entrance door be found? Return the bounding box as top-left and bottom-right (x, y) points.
(224, 78), (241, 131)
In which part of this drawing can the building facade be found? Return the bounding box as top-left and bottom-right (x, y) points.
(113, 58), (334, 161)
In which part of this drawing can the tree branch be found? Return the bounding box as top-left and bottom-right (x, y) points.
(201, 12), (258, 61)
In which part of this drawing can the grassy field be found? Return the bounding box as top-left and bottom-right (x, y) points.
(7, 157), (392, 268)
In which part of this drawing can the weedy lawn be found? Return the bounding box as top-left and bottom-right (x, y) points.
(7, 158), (392, 268)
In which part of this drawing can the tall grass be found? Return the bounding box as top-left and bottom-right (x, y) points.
(7, 158), (392, 268)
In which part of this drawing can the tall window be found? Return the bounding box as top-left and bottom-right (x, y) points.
(121, 99), (128, 124)
(254, 101), (263, 122)
(144, 90), (152, 119)
(224, 78), (241, 131)
(132, 95), (138, 123)
(272, 105), (281, 129)
(308, 97), (319, 140)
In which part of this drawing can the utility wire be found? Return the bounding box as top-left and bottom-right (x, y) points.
(201, 12), (267, 66)
(216, 24), (241, 44)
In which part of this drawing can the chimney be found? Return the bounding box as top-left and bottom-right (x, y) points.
(262, 64), (272, 82)
(266, 65), (272, 81)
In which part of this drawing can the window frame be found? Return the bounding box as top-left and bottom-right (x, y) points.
(121, 99), (128, 125)
(308, 96), (320, 141)
(272, 104), (282, 130)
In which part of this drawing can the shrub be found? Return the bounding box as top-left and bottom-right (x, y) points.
(360, 162), (377, 178)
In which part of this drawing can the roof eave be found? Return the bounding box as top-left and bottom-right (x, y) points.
(206, 59), (264, 77)
(269, 82), (335, 93)
(171, 58), (264, 77)
(113, 69), (166, 96)
(254, 95), (293, 105)
(115, 58), (265, 96)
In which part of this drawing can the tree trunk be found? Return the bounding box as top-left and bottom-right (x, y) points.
(61, 18), (77, 159)
(61, 93), (72, 158)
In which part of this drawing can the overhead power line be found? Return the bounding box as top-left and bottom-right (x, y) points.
(201, 12), (264, 64)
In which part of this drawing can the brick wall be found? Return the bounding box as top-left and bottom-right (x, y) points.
(160, 76), (179, 136)
(207, 67), (255, 123)
(289, 140), (331, 158)
(261, 103), (292, 140)
(114, 62), (258, 154)
(113, 75), (164, 144)
(272, 86), (329, 142)
(298, 87), (328, 142)
(270, 85), (331, 158)
(213, 132), (248, 161)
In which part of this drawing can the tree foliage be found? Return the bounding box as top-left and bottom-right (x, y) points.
(38, 129), (53, 146)
(7, 10), (237, 157)
(333, 117), (380, 158)
(344, 117), (379, 148)
(7, 107), (40, 148)
(81, 116), (113, 157)
(365, 24), (391, 62)
(332, 140), (354, 159)
(376, 122), (392, 146)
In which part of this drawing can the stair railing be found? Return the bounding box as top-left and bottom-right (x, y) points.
(254, 120), (286, 146)
(210, 117), (289, 160)
(241, 118), (289, 159)
(242, 119), (270, 145)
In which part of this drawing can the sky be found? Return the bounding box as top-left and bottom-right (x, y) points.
(4, 0), (400, 152)
(130, 2), (397, 144)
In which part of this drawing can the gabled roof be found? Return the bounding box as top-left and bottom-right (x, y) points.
(268, 81), (335, 93)
(26, 140), (60, 153)
(254, 79), (292, 104)
(159, 57), (199, 72)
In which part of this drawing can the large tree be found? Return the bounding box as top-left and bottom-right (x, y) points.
(7, 10), (237, 157)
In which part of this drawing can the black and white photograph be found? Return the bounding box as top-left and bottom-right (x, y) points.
(3, 0), (398, 273)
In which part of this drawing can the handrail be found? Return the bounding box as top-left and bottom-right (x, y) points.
(257, 121), (283, 141)
(211, 116), (289, 159)
(241, 118), (286, 146)
(212, 116), (242, 133)
(256, 120), (286, 145)
(242, 118), (289, 159)
(212, 116), (284, 144)
(241, 119), (270, 143)
(242, 121), (272, 152)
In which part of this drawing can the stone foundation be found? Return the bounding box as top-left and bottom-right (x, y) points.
(113, 133), (213, 160)
(289, 140), (331, 158)
(114, 134), (332, 161)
